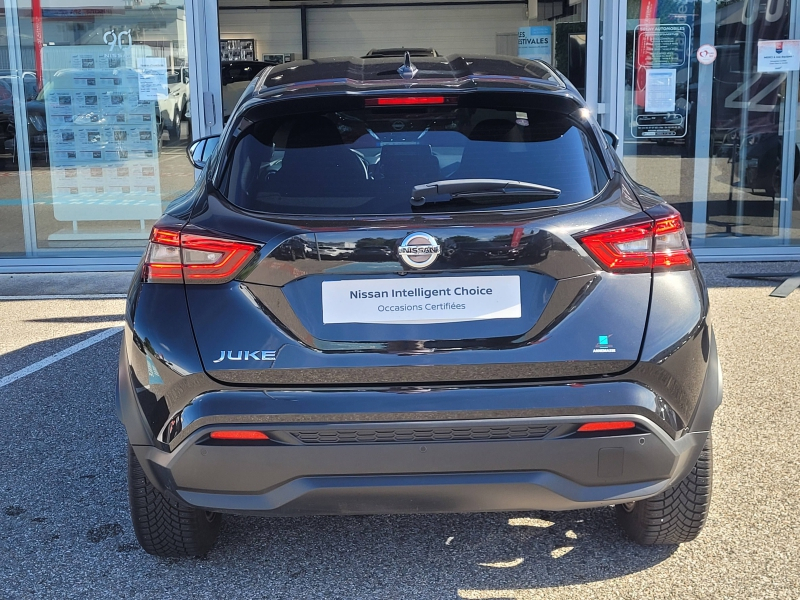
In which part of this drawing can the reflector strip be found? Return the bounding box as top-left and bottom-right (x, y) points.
(209, 430), (269, 440)
(577, 421), (636, 432)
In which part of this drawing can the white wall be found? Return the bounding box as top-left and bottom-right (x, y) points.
(306, 5), (528, 58)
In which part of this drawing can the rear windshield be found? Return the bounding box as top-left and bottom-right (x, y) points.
(219, 105), (608, 215)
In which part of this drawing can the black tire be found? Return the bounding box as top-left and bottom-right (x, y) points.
(763, 154), (781, 198)
(156, 118), (164, 151)
(616, 434), (712, 545)
(168, 109), (181, 142)
(127, 445), (221, 557)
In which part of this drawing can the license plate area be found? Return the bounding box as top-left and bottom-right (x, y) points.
(322, 275), (521, 325)
(280, 270), (554, 343)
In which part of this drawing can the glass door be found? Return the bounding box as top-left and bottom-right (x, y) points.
(0, 0), (218, 264)
(0, 0), (30, 256)
(616, 0), (800, 253)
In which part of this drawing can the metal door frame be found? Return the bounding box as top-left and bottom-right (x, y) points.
(4, 0), (35, 257)
(186, 0), (223, 140)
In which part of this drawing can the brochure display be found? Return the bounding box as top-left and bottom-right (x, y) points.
(42, 45), (163, 239)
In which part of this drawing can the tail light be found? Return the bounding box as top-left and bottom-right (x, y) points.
(576, 209), (692, 273)
(144, 227), (260, 284)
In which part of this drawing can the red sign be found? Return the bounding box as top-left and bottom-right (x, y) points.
(635, 0), (659, 107)
(32, 0), (44, 91)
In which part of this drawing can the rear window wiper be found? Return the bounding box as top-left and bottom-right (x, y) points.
(411, 179), (561, 207)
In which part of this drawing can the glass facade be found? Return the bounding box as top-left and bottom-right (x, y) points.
(621, 0), (800, 251)
(0, 0), (798, 266)
(0, 0), (194, 259)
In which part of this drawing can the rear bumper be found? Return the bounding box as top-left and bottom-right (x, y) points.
(121, 332), (722, 516)
(132, 417), (709, 516)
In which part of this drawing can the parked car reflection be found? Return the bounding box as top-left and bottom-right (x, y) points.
(159, 66), (189, 143)
(0, 73), (47, 167)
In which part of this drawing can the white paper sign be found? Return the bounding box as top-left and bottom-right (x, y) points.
(322, 276), (522, 325)
(137, 57), (168, 100)
(644, 69), (677, 113)
(757, 40), (800, 73)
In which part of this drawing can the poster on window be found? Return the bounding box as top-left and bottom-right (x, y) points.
(644, 69), (677, 113)
(137, 57), (168, 100)
(518, 27), (552, 62)
(42, 45), (162, 227)
(631, 23), (691, 139)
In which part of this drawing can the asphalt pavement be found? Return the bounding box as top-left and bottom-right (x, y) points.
(0, 263), (799, 599)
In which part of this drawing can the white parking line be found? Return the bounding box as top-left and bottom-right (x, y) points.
(0, 327), (123, 389)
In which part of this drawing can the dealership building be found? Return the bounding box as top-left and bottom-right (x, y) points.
(0, 0), (798, 270)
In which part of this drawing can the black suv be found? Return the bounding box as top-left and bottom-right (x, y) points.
(117, 54), (720, 557)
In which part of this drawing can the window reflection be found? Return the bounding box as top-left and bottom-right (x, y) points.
(1, 0), (194, 254)
(623, 0), (799, 247)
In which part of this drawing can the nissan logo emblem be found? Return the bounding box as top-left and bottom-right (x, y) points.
(397, 232), (441, 269)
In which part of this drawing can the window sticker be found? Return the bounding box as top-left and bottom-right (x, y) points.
(631, 23), (691, 139)
(644, 69), (677, 113)
(137, 57), (168, 101)
(757, 40), (800, 73)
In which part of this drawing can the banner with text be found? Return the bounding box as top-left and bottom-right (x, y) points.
(518, 27), (552, 62)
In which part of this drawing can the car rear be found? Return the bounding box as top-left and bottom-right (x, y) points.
(116, 55), (720, 557)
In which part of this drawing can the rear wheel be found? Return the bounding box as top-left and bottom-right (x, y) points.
(615, 434), (712, 545)
(168, 108), (181, 142)
(156, 117), (164, 150)
(127, 444), (221, 557)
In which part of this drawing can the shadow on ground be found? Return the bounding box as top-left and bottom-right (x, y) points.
(0, 327), (122, 379)
(26, 315), (125, 324)
(190, 508), (677, 594)
(699, 261), (800, 290)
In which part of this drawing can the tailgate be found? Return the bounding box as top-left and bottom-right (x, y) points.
(185, 196), (652, 386)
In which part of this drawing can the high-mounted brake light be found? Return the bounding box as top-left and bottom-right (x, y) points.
(365, 96), (451, 107)
(144, 227), (260, 284)
(577, 421), (636, 432)
(209, 430), (269, 440)
(576, 209), (692, 273)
